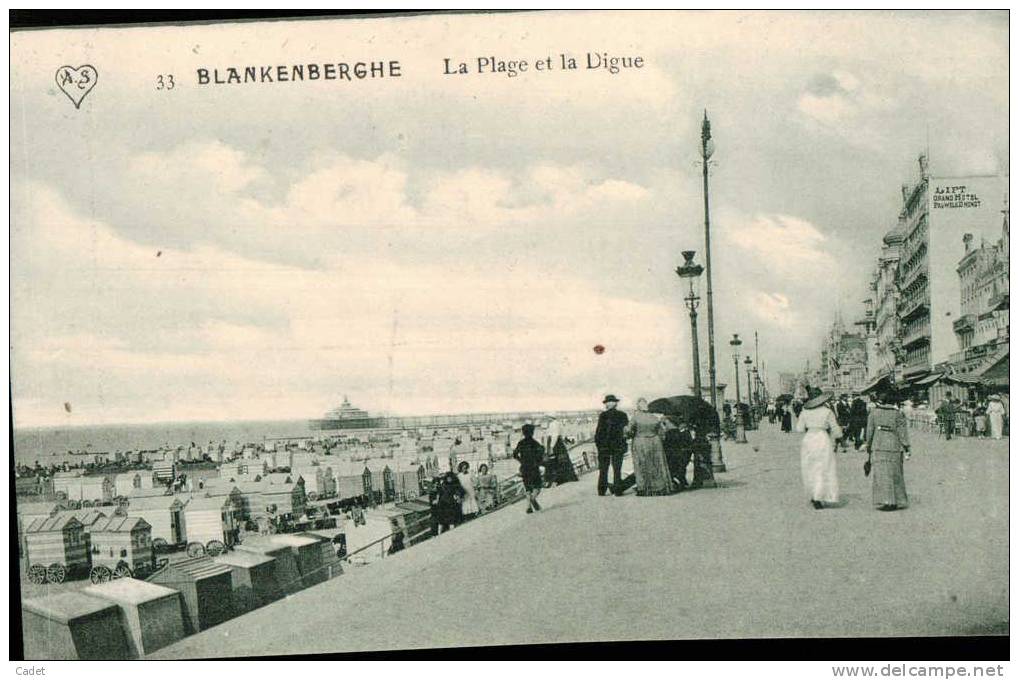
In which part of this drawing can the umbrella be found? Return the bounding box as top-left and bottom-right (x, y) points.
(775, 393), (794, 403)
(647, 395), (720, 433)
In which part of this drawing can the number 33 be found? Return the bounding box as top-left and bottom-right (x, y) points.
(156, 74), (175, 90)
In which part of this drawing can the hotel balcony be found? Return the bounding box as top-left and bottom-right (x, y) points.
(898, 295), (930, 323)
(901, 326), (931, 350)
(989, 292), (1009, 311)
(953, 314), (976, 334)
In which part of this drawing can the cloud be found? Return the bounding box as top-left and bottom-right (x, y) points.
(724, 213), (838, 275)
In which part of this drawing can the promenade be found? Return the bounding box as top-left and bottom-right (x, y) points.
(154, 425), (1008, 658)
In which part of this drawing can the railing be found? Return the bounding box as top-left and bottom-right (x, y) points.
(341, 442), (600, 567)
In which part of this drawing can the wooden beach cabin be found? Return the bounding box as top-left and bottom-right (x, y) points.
(53, 472), (85, 502)
(124, 495), (188, 548)
(88, 516), (154, 580)
(22, 591), (132, 660)
(213, 550), (281, 613)
(147, 556), (234, 633)
(235, 539), (303, 596)
(23, 515), (89, 584)
(114, 471), (155, 498)
(152, 459), (175, 484)
(182, 496), (238, 554)
(260, 483), (307, 521)
(333, 461), (373, 501)
(83, 578), (186, 658)
(80, 475), (115, 504)
(391, 460), (426, 500)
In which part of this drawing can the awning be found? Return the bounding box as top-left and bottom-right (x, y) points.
(913, 372), (945, 386)
(860, 372), (891, 395)
(944, 346), (1009, 387)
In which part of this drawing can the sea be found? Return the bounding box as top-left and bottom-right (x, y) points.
(13, 419), (320, 467)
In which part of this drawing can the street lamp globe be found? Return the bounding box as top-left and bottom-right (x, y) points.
(676, 250), (704, 305)
(729, 333), (742, 358)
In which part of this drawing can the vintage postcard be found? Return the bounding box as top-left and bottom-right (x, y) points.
(10, 10), (1008, 661)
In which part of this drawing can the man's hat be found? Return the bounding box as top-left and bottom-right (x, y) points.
(988, 394), (1002, 401)
(603, 394), (620, 404)
(804, 391), (834, 409)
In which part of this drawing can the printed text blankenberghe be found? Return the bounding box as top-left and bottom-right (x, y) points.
(196, 61), (402, 85)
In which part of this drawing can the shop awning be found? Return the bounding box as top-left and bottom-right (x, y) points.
(913, 372), (945, 386)
(860, 372), (891, 395)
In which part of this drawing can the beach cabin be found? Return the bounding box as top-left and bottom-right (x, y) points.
(148, 556), (234, 633)
(79, 476), (115, 504)
(152, 460), (175, 484)
(261, 483), (307, 520)
(114, 471), (156, 498)
(202, 483), (246, 522)
(22, 592), (132, 660)
(53, 472), (85, 502)
(213, 551), (280, 614)
(23, 515), (89, 584)
(124, 495), (188, 548)
(264, 471), (298, 486)
(391, 461), (426, 500)
(182, 496), (238, 551)
(88, 516), (154, 580)
(235, 540), (303, 596)
(49, 508), (108, 538)
(333, 461), (373, 501)
(292, 465), (332, 500)
(83, 578), (186, 658)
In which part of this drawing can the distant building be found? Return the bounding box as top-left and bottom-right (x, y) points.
(817, 316), (869, 393)
(867, 223), (904, 382)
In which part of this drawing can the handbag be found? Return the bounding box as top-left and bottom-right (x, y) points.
(863, 458), (871, 477)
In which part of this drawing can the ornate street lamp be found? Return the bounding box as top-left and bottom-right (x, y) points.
(676, 251), (704, 398)
(752, 366), (760, 409)
(744, 355), (754, 430)
(729, 334), (747, 443)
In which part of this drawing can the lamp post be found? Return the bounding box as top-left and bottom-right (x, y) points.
(699, 111), (724, 472)
(744, 355), (754, 430)
(729, 334), (747, 443)
(676, 251), (704, 398)
(752, 366), (760, 413)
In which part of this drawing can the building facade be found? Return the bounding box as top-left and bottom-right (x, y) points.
(950, 210), (1010, 374)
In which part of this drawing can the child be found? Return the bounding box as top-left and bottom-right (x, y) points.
(512, 424), (545, 513)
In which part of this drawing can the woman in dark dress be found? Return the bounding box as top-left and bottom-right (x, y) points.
(552, 435), (578, 483)
(513, 424), (545, 513)
(430, 471), (465, 534)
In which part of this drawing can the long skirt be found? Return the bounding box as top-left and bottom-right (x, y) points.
(632, 436), (673, 496)
(781, 413), (792, 432)
(871, 449), (908, 508)
(800, 431), (838, 503)
(989, 413), (1004, 439)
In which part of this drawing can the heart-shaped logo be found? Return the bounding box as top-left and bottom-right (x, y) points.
(55, 65), (98, 109)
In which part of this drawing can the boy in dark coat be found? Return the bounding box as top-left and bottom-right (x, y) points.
(513, 424), (546, 513)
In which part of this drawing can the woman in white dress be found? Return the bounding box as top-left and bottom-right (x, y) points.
(797, 391), (842, 509)
(456, 461), (481, 520)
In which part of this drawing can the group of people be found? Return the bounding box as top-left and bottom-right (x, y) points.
(798, 389), (910, 512)
(428, 460), (500, 534)
(593, 394), (712, 498)
(936, 392), (1007, 440)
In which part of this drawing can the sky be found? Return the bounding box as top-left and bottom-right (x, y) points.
(9, 10), (1009, 426)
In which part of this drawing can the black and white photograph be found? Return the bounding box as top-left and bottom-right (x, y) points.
(8, 9), (1010, 664)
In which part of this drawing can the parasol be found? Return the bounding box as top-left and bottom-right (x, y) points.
(647, 395), (720, 433)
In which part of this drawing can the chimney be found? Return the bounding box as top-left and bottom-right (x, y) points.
(963, 233), (974, 253)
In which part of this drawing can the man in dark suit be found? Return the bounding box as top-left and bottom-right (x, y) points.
(594, 394), (628, 496)
(834, 395), (852, 451)
(849, 395), (869, 449)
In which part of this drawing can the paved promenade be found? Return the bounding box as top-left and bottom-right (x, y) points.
(154, 425), (1008, 658)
